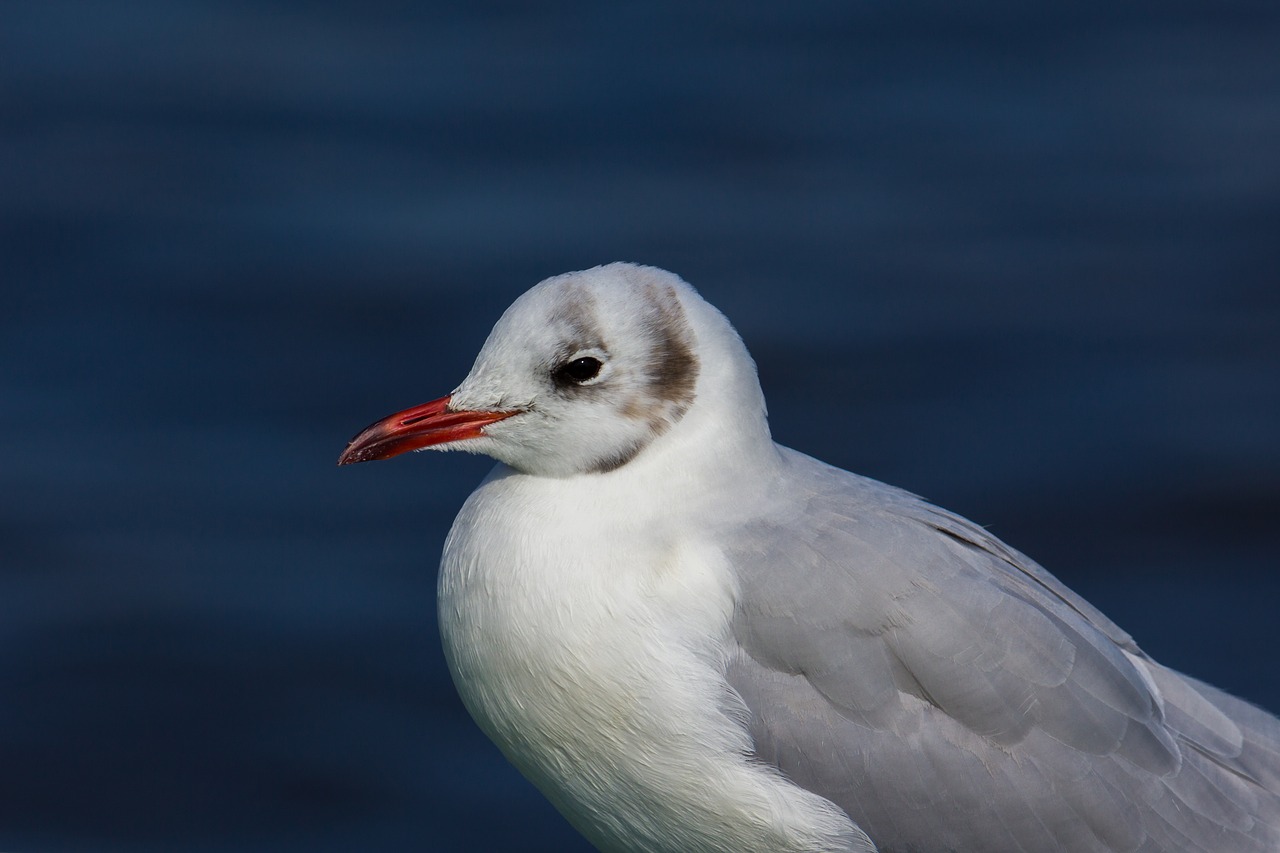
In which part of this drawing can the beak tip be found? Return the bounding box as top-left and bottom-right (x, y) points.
(336, 444), (374, 466)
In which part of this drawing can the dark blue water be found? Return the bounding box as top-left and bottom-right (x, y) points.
(2, 2), (1278, 850)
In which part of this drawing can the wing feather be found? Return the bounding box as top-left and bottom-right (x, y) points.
(725, 447), (1280, 851)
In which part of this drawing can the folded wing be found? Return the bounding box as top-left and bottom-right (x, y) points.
(726, 447), (1280, 851)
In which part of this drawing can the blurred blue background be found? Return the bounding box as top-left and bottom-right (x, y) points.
(2, 1), (1278, 850)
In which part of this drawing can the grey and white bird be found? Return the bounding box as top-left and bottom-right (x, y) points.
(339, 263), (1280, 852)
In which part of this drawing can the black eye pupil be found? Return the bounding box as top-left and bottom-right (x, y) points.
(557, 356), (603, 384)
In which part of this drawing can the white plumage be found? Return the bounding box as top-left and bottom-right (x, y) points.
(341, 263), (1280, 852)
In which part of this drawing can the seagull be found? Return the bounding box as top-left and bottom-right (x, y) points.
(339, 263), (1280, 852)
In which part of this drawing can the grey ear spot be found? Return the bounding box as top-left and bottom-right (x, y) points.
(553, 349), (610, 387)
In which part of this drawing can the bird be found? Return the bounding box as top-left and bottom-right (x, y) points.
(338, 263), (1280, 852)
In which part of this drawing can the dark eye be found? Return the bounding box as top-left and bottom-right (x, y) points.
(554, 356), (603, 385)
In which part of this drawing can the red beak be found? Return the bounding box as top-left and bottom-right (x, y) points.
(337, 395), (517, 466)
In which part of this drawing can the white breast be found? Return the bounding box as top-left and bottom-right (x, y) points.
(437, 466), (869, 853)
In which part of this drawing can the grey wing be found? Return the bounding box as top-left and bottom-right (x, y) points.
(725, 447), (1280, 852)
